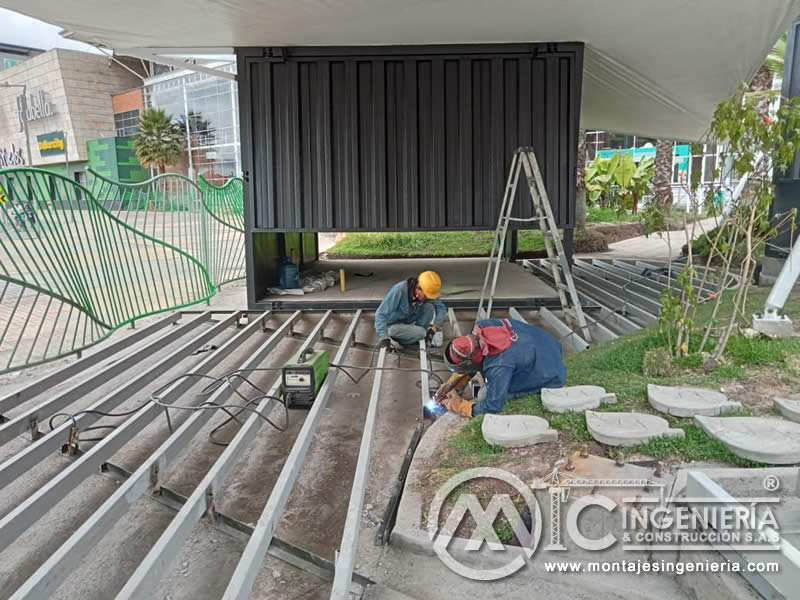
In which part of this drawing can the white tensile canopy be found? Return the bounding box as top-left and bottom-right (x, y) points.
(3, 0), (799, 140)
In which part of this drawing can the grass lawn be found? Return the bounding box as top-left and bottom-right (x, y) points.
(327, 230), (545, 257)
(586, 206), (640, 224)
(444, 285), (800, 470)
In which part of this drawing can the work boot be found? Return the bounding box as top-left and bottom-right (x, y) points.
(442, 390), (475, 418)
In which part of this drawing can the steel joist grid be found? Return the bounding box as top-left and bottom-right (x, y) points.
(0, 306), (435, 599)
(2, 296), (625, 599)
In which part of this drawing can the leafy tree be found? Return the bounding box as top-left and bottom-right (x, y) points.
(134, 108), (185, 173)
(618, 155), (655, 214)
(585, 152), (654, 213)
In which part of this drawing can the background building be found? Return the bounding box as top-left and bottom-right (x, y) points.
(143, 62), (240, 184)
(0, 43), (42, 71)
(589, 133), (734, 210)
(0, 48), (144, 185)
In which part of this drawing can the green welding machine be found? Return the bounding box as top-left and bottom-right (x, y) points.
(282, 349), (329, 408)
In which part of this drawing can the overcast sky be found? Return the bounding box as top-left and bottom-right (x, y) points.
(0, 8), (97, 52)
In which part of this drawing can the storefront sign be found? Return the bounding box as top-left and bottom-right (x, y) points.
(16, 90), (55, 131)
(0, 144), (25, 167)
(37, 131), (66, 157)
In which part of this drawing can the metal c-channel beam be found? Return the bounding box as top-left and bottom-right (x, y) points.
(0, 311), (221, 495)
(0, 311), (213, 446)
(0, 311), (245, 558)
(9, 311), (300, 600)
(221, 310), (362, 600)
(117, 310), (334, 599)
(330, 345), (387, 599)
(0, 312), (181, 417)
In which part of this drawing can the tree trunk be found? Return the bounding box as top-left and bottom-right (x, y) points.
(740, 65), (774, 208)
(653, 139), (674, 217)
(575, 128), (587, 230)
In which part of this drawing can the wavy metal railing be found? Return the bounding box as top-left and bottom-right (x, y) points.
(85, 170), (246, 287)
(197, 174), (246, 285)
(0, 168), (215, 374)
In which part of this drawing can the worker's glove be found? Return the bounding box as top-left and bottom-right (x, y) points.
(427, 328), (444, 348)
(442, 390), (475, 418)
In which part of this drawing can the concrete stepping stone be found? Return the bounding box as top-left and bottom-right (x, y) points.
(586, 411), (684, 447)
(694, 415), (800, 464)
(481, 414), (558, 448)
(541, 385), (616, 413)
(647, 384), (741, 417)
(774, 397), (800, 423)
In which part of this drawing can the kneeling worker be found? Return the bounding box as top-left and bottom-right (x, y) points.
(375, 271), (446, 349)
(437, 318), (566, 417)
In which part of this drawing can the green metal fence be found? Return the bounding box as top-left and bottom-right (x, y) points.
(0, 167), (245, 374)
(86, 169), (246, 287)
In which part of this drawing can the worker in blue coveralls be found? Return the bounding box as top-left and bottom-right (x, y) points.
(375, 270), (447, 350)
(437, 318), (566, 417)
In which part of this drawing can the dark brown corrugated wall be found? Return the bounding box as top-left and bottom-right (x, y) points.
(237, 44), (583, 232)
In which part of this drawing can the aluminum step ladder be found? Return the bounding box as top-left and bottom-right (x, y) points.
(477, 147), (592, 342)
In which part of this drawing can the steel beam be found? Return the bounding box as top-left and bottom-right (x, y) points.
(257, 297), (562, 311)
(574, 259), (662, 300)
(9, 311), (301, 600)
(523, 259), (639, 334)
(509, 307), (533, 323)
(418, 339), (430, 408)
(0, 312), (254, 559)
(571, 276), (657, 326)
(590, 259), (671, 293)
(633, 260), (719, 294)
(0, 312), (213, 446)
(330, 346), (386, 599)
(447, 307), (462, 337)
(0, 312), (181, 417)
(73, 457), (374, 588)
(541, 258), (659, 322)
(571, 265), (662, 315)
(117, 311), (332, 599)
(221, 311), (362, 600)
(0, 312), (227, 494)
(539, 307), (589, 352)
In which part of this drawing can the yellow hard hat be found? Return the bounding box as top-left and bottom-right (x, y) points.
(418, 270), (442, 299)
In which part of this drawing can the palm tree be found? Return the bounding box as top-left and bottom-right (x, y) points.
(764, 33), (786, 80)
(134, 108), (185, 174)
(652, 139), (674, 217)
(575, 128), (587, 230)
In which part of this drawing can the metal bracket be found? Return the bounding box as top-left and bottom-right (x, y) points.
(29, 415), (41, 441)
(205, 489), (217, 522)
(61, 425), (80, 455)
(150, 463), (161, 495)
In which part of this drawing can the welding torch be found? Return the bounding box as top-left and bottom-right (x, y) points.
(433, 372), (472, 403)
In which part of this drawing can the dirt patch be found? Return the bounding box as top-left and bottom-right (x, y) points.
(719, 366), (799, 414)
(412, 426), (607, 533)
(589, 221), (644, 244)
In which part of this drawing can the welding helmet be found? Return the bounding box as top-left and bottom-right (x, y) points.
(444, 334), (484, 373)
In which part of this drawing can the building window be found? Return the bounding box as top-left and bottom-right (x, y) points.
(145, 63), (240, 181)
(114, 109), (140, 137)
